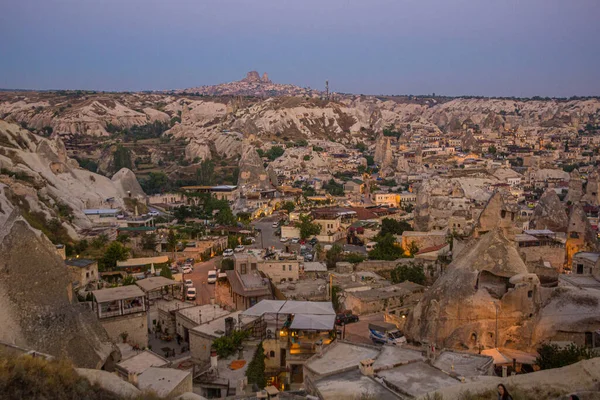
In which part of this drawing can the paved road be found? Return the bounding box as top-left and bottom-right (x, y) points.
(251, 215), (286, 251)
(184, 257), (220, 305)
(340, 313), (385, 345)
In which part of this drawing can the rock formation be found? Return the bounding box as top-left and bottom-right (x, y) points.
(0, 184), (119, 368)
(566, 202), (600, 266)
(0, 120), (144, 232)
(565, 169), (584, 204)
(261, 72), (271, 84)
(237, 141), (274, 192)
(373, 135), (393, 172)
(582, 169), (600, 206)
(530, 189), (569, 232)
(242, 71), (262, 83)
(111, 168), (146, 201)
(473, 190), (520, 238)
(405, 228), (600, 351)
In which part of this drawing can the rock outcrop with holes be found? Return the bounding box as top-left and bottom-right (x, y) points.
(0, 120), (144, 233)
(405, 228), (600, 351)
(530, 189), (569, 232)
(0, 184), (119, 368)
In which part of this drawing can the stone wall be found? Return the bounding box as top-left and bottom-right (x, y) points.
(189, 332), (213, 364)
(518, 246), (565, 271)
(170, 372), (193, 397)
(101, 313), (148, 348)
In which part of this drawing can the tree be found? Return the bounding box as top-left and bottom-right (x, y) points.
(167, 229), (178, 259)
(368, 233), (402, 260)
(488, 145), (497, 154)
(174, 205), (192, 222)
(266, 146), (285, 161)
(100, 242), (129, 271)
(298, 214), (321, 239)
(196, 159), (215, 185)
(379, 218), (413, 236)
(325, 244), (343, 269)
(282, 201), (296, 213)
(246, 342), (267, 389)
(365, 155), (375, 166)
(221, 258), (234, 271)
(536, 343), (593, 370)
(345, 253), (366, 265)
(122, 275), (136, 285)
(141, 233), (157, 251)
(215, 206), (236, 226)
(390, 263), (426, 285)
(91, 234), (109, 249)
(116, 233), (130, 244)
(113, 145), (132, 171)
(140, 172), (170, 195)
(406, 241), (419, 257)
(323, 179), (345, 196)
(331, 285), (343, 312)
(303, 155), (310, 161)
(160, 265), (173, 279)
(355, 142), (367, 152)
(41, 126), (53, 136)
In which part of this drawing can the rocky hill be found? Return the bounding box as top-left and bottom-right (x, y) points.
(0, 120), (143, 237)
(1, 89), (599, 185)
(176, 70), (321, 97)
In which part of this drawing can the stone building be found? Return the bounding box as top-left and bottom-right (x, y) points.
(66, 258), (99, 289)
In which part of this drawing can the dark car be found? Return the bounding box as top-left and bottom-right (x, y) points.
(308, 237), (318, 246)
(335, 312), (359, 325)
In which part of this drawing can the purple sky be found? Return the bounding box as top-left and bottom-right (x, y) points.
(1, 0), (599, 96)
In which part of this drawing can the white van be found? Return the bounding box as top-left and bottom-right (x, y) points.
(207, 270), (217, 284)
(366, 242), (377, 251)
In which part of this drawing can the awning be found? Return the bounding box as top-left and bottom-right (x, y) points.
(289, 314), (335, 331)
(279, 300), (335, 315)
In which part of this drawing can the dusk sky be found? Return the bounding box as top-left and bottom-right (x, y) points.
(1, 0), (599, 97)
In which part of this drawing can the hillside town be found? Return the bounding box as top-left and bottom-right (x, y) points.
(1, 86), (600, 399)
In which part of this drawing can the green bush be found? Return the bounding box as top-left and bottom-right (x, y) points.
(212, 330), (250, 358)
(536, 343), (594, 370)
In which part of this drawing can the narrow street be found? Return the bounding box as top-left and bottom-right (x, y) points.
(184, 257), (220, 305)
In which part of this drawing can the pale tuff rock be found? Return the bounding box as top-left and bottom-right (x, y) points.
(0, 120), (144, 232)
(473, 190), (520, 238)
(185, 139), (212, 162)
(0, 185), (119, 368)
(373, 135), (393, 171)
(405, 228), (600, 351)
(565, 169), (584, 204)
(242, 71), (262, 83)
(111, 167), (146, 201)
(237, 141), (274, 192)
(530, 189), (569, 232)
(582, 169), (600, 206)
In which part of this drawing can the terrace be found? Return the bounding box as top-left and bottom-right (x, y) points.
(92, 286), (147, 319)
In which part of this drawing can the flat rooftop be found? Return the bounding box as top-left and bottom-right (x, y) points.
(92, 285), (145, 303)
(377, 361), (459, 398)
(305, 341), (380, 376)
(314, 369), (400, 400)
(176, 304), (230, 325)
(432, 351), (493, 378)
(373, 346), (425, 371)
(135, 276), (181, 292)
(65, 258), (96, 268)
(116, 350), (169, 375)
(191, 311), (242, 339)
(137, 367), (190, 397)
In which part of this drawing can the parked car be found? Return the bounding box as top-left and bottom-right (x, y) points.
(369, 322), (406, 345)
(291, 238), (300, 244)
(234, 245), (245, 252)
(280, 237), (289, 242)
(223, 248), (234, 257)
(303, 253), (314, 261)
(184, 279), (194, 288)
(182, 266), (193, 274)
(148, 211), (159, 217)
(186, 287), (197, 301)
(207, 270), (218, 284)
(272, 222), (279, 228)
(308, 237), (318, 246)
(335, 311), (359, 326)
(185, 258), (195, 263)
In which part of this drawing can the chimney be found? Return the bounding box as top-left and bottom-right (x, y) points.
(127, 372), (139, 387)
(359, 359), (374, 377)
(210, 349), (218, 370)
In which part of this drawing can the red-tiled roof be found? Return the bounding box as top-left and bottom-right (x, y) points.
(416, 243), (448, 255)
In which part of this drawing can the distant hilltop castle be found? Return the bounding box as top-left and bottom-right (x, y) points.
(241, 71), (272, 84)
